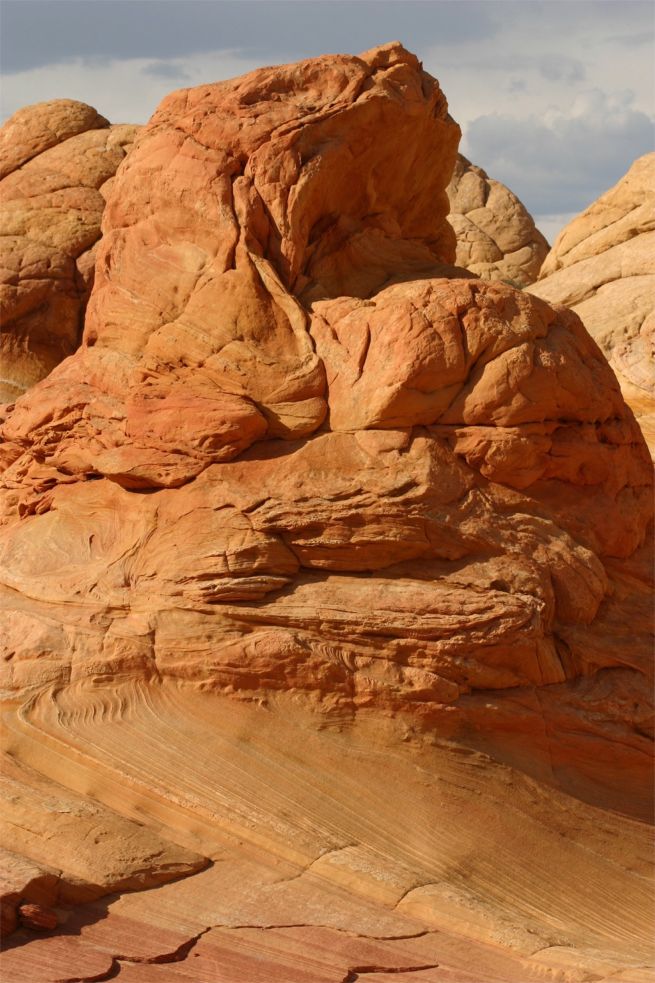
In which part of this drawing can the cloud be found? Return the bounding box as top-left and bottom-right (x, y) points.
(607, 29), (655, 47)
(446, 52), (586, 85)
(1, 0), (499, 74)
(465, 88), (654, 215)
(142, 61), (191, 82)
(538, 55), (585, 83)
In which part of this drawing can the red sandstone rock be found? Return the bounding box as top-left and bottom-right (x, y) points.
(0, 99), (110, 180)
(0, 848), (60, 940)
(17, 902), (58, 931)
(0, 44), (653, 982)
(0, 100), (139, 402)
(0, 934), (115, 982)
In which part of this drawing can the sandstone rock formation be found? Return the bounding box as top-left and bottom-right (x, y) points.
(0, 45), (653, 981)
(0, 99), (139, 403)
(2, 690), (654, 981)
(529, 153), (655, 454)
(446, 153), (549, 287)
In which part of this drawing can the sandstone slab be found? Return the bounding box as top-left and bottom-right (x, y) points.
(0, 750), (208, 920)
(0, 933), (115, 982)
(1, 686), (652, 981)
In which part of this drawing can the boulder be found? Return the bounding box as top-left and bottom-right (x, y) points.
(446, 153), (549, 287)
(0, 45), (652, 979)
(529, 153), (655, 453)
(0, 99), (140, 402)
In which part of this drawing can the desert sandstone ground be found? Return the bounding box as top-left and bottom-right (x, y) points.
(0, 43), (653, 983)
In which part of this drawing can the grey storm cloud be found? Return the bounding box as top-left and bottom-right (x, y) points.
(142, 61), (191, 82)
(608, 29), (655, 47)
(538, 55), (586, 84)
(466, 92), (654, 214)
(0, 0), (500, 74)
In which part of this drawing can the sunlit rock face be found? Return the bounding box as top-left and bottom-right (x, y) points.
(446, 153), (549, 287)
(0, 45), (653, 981)
(529, 153), (655, 455)
(0, 99), (140, 403)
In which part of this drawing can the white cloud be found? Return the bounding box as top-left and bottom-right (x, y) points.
(426, 33), (652, 139)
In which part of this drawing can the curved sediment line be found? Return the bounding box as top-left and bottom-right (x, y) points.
(2, 679), (652, 969)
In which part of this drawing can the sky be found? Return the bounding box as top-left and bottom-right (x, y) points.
(1, 0), (653, 243)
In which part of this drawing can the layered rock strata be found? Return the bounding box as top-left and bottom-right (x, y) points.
(0, 44), (653, 980)
(2, 688), (653, 981)
(446, 153), (549, 287)
(0, 99), (139, 402)
(529, 153), (655, 454)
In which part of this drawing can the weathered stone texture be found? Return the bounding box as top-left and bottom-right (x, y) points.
(0, 99), (139, 402)
(446, 153), (549, 287)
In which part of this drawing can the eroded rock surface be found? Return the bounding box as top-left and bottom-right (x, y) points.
(446, 154), (549, 287)
(1, 689), (653, 982)
(0, 45), (653, 980)
(529, 153), (655, 453)
(0, 99), (139, 402)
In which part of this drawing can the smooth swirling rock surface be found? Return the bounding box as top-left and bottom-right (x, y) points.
(529, 153), (655, 455)
(0, 45), (653, 981)
(446, 154), (549, 287)
(0, 99), (139, 402)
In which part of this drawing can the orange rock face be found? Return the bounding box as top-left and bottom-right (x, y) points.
(529, 153), (655, 455)
(446, 154), (549, 287)
(0, 45), (653, 980)
(0, 99), (139, 402)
